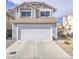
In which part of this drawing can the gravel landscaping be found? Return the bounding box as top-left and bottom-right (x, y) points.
(54, 39), (73, 57)
(6, 39), (17, 48)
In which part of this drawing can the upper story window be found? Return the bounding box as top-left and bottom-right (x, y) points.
(41, 11), (50, 17)
(21, 11), (31, 17)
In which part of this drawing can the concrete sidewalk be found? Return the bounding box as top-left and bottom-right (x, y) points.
(6, 40), (72, 59)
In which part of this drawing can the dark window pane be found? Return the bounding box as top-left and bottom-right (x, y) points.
(26, 12), (31, 16)
(41, 11), (50, 16)
(46, 12), (50, 16)
(21, 12), (26, 16)
(21, 11), (31, 16)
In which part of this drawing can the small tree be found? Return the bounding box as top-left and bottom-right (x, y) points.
(62, 26), (71, 44)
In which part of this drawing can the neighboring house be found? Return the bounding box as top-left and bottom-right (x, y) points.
(57, 23), (63, 37)
(57, 23), (63, 30)
(6, 13), (15, 30)
(6, 13), (15, 39)
(7, 2), (57, 40)
(63, 14), (73, 35)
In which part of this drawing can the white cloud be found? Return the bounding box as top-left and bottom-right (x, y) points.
(8, 0), (41, 4)
(8, 0), (24, 4)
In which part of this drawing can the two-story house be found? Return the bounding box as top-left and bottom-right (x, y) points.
(7, 2), (57, 40)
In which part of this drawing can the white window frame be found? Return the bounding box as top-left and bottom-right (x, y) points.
(20, 10), (32, 17)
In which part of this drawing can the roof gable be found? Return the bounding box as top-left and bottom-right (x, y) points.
(28, 2), (57, 10)
(7, 2), (57, 14)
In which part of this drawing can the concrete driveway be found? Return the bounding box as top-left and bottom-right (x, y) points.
(6, 40), (72, 59)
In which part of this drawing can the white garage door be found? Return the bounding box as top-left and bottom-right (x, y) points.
(21, 29), (51, 40)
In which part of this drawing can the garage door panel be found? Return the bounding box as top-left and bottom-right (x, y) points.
(21, 29), (51, 40)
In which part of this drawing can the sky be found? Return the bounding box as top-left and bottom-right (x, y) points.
(6, 0), (73, 24)
(6, 0), (15, 10)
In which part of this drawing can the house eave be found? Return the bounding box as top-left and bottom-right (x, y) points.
(11, 17), (57, 24)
